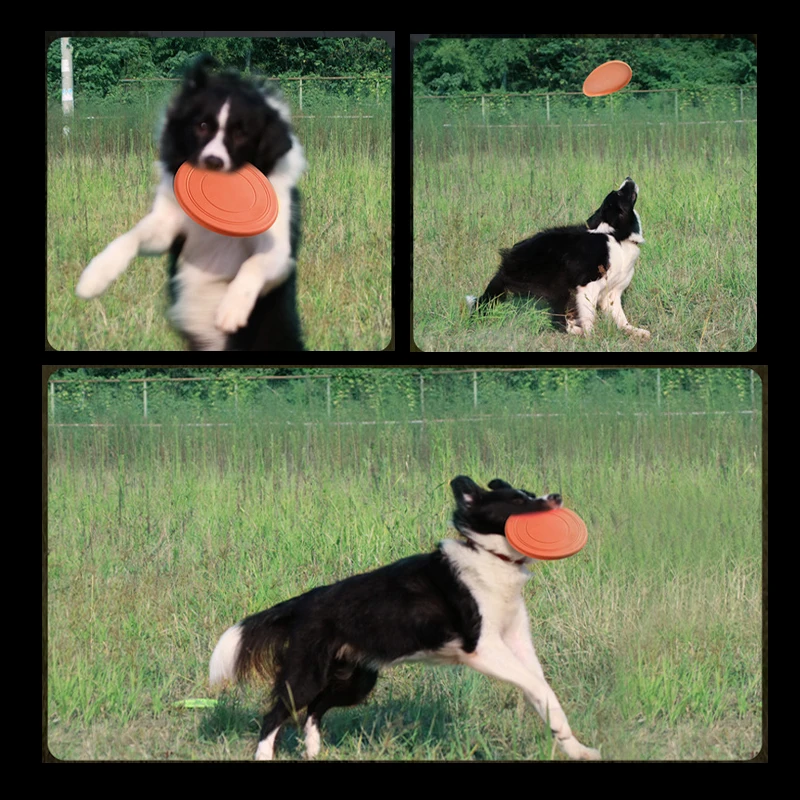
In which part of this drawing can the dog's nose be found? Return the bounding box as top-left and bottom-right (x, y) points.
(202, 156), (224, 171)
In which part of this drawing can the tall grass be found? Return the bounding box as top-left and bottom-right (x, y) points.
(48, 387), (762, 760)
(414, 106), (757, 351)
(47, 95), (391, 350)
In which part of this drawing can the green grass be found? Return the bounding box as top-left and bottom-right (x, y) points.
(414, 112), (757, 351)
(47, 102), (391, 351)
(47, 387), (762, 760)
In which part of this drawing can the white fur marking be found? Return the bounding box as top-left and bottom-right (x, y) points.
(209, 624), (242, 686)
(438, 538), (600, 760)
(571, 235), (649, 338)
(199, 100), (233, 170)
(76, 174), (186, 298)
(304, 716), (321, 759)
(255, 729), (279, 761)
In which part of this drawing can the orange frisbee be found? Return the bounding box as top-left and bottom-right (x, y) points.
(506, 507), (588, 560)
(582, 60), (632, 97)
(174, 162), (279, 237)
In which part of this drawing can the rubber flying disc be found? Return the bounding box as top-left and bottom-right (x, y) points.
(174, 162), (279, 237)
(582, 60), (632, 97)
(505, 507), (588, 560)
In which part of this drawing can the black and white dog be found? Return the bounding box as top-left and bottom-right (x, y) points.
(468, 178), (650, 339)
(76, 56), (306, 350)
(209, 476), (600, 761)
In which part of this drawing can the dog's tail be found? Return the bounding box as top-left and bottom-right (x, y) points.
(209, 624), (244, 687)
(209, 602), (297, 688)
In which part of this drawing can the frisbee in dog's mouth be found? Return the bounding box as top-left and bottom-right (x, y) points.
(174, 162), (279, 237)
(505, 507), (588, 559)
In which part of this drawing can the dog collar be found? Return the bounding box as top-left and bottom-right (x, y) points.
(462, 537), (528, 566)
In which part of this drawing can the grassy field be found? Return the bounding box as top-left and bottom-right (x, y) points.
(47, 99), (391, 351)
(413, 111), (757, 352)
(47, 376), (762, 760)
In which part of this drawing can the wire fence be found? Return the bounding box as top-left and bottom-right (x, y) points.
(415, 84), (758, 127)
(119, 74), (391, 116)
(47, 369), (761, 426)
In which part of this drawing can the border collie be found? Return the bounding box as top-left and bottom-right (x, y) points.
(467, 178), (650, 339)
(75, 56), (306, 350)
(209, 476), (600, 761)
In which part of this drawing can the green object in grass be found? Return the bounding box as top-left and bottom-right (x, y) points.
(174, 698), (219, 709)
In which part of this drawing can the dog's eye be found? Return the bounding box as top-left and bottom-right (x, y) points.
(196, 121), (210, 135)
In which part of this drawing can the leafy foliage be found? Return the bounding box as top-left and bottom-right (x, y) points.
(414, 37), (756, 94)
(47, 36), (391, 102)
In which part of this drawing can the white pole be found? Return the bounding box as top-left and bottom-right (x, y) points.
(61, 38), (74, 116)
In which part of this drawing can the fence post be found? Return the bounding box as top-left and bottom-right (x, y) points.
(546, 93), (550, 123)
(50, 380), (55, 421)
(481, 95), (486, 125)
(420, 373), (425, 418)
(473, 371), (478, 408)
(299, 78), (303, 112)
(143, 380), (148, 420)
(61, 38), (73, 117)
(327, 376), (331, 418)
(657, 369), (661, 410)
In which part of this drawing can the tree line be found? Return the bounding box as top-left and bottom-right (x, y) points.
(414, 37), (756, 95)
(46, 36), (391, 101)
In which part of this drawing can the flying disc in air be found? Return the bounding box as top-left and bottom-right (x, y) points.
(582, 60), (632, 97)
(174, 162), (279, 237)
(506, 507), (588, 560)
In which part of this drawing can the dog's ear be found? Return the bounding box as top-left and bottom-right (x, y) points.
(183, 54), (217, 91)
(256, 117), (292, 175)
(488, 479), (513, 490)
(450, 476), (482, 507)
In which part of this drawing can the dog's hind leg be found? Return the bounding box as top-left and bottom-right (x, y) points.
(304, 663), (379, 759)
(254, 699), (295, 761)
(254, 666), (327, 760)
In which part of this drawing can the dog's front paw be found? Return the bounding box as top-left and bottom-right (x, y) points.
(545, 493), (563, 509)
(559, 736), (601, 761)
(566, 318), (590, 335)
(76, 245), (132, 298)
(76, 258), (115, 298)
(216, 289), (256, 333)
(627, 326), (651, 339)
